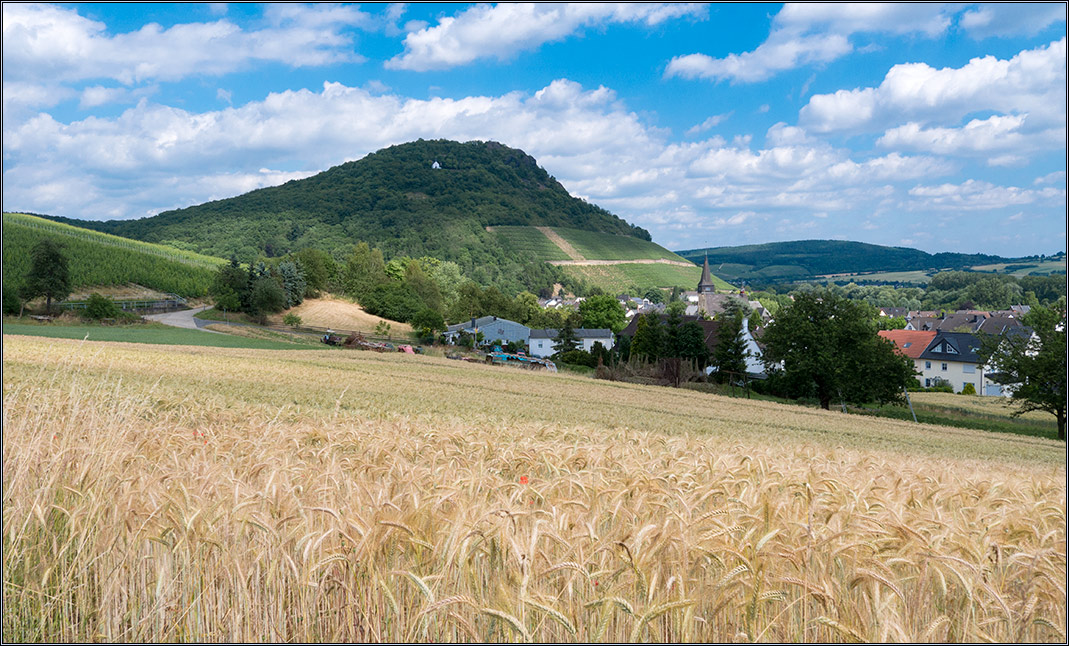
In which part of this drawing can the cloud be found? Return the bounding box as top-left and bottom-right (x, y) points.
(386, 3), (707, 71)
(959, 3), (1066, 39)
(800, 38), (1067, 135)
(685, 112), (731, 136)
(0, 77), (1059, 256)
(1, 3), (371, 86)
(877, 114), (1067, 162)
(666, 3), (955, 83)
(907, 179), (1065, 211)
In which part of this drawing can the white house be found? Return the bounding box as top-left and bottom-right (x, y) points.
(528, 328), (614, 358)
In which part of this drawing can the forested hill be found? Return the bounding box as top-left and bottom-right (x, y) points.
(52, 140), (650, 266)
(676, 240), (1008, 283)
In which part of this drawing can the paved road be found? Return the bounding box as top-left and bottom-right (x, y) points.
(144, 305), (219, 331)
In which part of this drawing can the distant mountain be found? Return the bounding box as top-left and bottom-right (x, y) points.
(675, 240), (1009, 284)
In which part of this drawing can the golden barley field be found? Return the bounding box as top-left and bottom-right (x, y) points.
(3, 335), (1066, 643)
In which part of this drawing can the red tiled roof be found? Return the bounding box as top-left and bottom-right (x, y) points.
(878, 329), (937, 359)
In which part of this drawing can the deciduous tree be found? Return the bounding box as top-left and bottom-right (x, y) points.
(761, 290), (916, 410)
(23, 239), (71, 312)
(979, 300), (1067, 440)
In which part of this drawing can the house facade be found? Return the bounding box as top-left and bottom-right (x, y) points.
(528, 328), (614, 358)
(914, 331), (992, 394)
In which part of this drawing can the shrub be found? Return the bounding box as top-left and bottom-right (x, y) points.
(283, 313), (303, 328)
(557, 349), (597, 368)
(2, 284), (22, 316)
(83, 293), (120, 320)
(960, 383), (977, 396)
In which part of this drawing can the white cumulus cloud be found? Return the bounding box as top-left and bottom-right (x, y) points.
(666, 3), (955, 83)
(386, 3), (707, 71)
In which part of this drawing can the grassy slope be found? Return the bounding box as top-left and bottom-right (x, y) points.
(2, 212), (224, 297)
(3, 336), (1064, 642)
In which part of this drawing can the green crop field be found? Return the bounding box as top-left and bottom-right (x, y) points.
(1, 322), (309, 350)
(2, 213), (225, 297)
(552, 227), (688, 262)
(491, 226), (572, 261)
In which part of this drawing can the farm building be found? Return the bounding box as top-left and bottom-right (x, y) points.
(444, 316), (530, 346)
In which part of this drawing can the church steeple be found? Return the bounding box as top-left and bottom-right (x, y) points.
(697, 255), (716, 293)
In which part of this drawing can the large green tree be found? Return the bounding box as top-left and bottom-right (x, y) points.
(978, 300), (1067, 440)
(23, 239), (71, 312)
(712, 314), (749, 382)
(760, 290), (917, 410)
(579, 294), (626, 333)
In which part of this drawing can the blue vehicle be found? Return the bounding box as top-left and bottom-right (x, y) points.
(486, 346), (557, 372)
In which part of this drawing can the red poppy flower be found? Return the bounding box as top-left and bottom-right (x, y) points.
(519, 476), (529, 484)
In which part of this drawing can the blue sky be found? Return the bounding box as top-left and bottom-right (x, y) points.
(3, 3), (1066, 257)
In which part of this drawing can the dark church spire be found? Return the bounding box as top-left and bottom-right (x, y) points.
(698, 254), (715, 293)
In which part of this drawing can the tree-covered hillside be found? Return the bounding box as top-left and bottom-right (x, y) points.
(54, 140), (649, 270)
(676, 240), (1008, 283)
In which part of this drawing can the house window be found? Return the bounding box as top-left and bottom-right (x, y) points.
(537, 341), (543, 348)
(925, 361), (931, 369)
(941, 363), (948, 371)
(925, 379), (931, 387)
(963, 364), (975, 374)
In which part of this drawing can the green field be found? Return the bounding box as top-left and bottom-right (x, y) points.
(816, 270), (933, 285)
(491, 225), (572, 261)
(2, 213), (225, 297)
(2, 322), (310, 350)
(552, 227), (688, 262)
(970, 258), (1067, 276)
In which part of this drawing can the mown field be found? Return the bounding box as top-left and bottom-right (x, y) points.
(2, 213), (224, 297)
(3, 335), (1065, 643)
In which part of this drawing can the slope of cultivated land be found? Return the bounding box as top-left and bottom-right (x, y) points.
(492, 225), (574, 262)
(552, 227), (690, 263)
(3, 336), (1065, 643)
(263, 296), (414, 336)
(560, 262), (726, 293)
(2, 212), (224, 297)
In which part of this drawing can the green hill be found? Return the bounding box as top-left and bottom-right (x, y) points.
(2, 213), (224, 297)
(52, 139), (646, 258)
(676, 240), (1010, 284)
(45, 139), (672, 295)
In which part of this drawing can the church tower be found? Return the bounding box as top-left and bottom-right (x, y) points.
(697, 255), (716, 293)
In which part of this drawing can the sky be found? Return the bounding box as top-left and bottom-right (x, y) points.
(2, 2), (1066, 257)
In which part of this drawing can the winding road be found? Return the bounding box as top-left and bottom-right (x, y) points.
(144, 305), (221, 332)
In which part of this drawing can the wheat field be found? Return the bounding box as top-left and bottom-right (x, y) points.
(3, 335), (1065, 642)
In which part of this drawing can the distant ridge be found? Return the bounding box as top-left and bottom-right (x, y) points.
(675, 239), (1013, 284)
